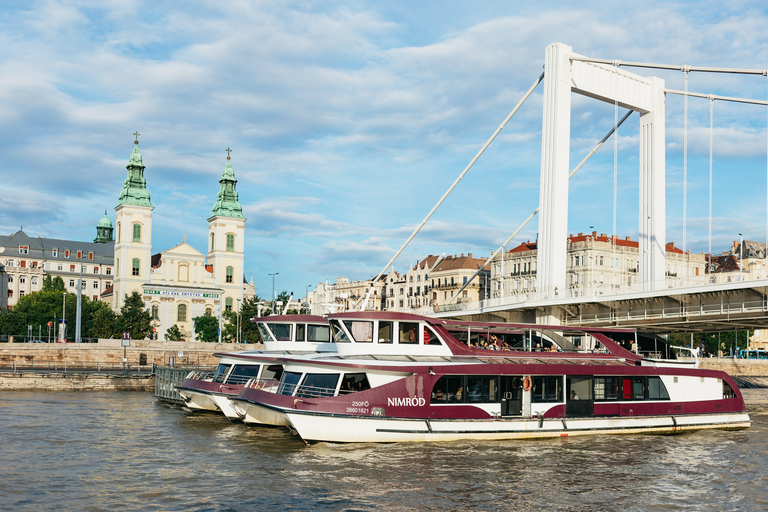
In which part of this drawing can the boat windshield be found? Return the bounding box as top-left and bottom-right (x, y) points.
(278, 371), (302, 396)
(226, 364), (262, 385)
(330, 320), (351, 343)
(257, 323), (274, 342)
(267, 323), (293, 341)
(212, 363), (231, 383)
(296, 373), (340, 398)
(308, 324), (331, 343)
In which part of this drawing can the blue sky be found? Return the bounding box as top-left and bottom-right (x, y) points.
(1, 0), (767, 298)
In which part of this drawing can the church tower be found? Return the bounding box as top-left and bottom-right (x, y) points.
(113, 133), (153, 310)
(207, 148), (245, 315)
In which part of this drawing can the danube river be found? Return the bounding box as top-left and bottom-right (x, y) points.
(1, 390), (767, 512)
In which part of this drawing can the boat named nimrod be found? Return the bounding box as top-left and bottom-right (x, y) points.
(235, 312), (750, 443)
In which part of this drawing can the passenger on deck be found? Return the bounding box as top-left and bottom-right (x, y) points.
(571, 390), (579, 400)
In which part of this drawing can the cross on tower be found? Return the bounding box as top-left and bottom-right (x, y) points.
(133, 131), (140, 144)
(226, 147), (232, 160)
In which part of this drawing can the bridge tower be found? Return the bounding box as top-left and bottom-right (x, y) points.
(537, 42), (666, 300)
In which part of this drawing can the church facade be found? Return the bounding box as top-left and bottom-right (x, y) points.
(106, 138), (252, 340)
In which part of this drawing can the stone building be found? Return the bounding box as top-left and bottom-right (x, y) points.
(489, 231), (706, 300)
(0, 227), (115, 310)
(429, 253), (489, 309)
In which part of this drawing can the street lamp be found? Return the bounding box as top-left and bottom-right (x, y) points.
(305, 284), (312, 314)
(269, 272), (279, 315)
(236, 298), (241, 344)
(61, 292), (67, 342)
(738, 232), (743, 282)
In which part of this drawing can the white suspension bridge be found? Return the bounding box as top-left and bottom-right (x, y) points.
(360, 42), (768, 334)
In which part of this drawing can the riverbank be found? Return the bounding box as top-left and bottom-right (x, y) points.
(0, 372), (154, 391)
(0, 339), (259, 368)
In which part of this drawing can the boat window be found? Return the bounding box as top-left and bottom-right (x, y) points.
(278, 371), (303, 396)
(623, 377), (645, 400)
(343, 320), (373, 342)
(431, 375), (465, 403)
(723, 379), (736, 399)
(226, 364), (261, 385)
(424, 326), (442, 345)
(532, 376), (563, 403)
(378, 321), (393, 343)
(466, 376), (498, 402)
(567, 376), (592, 401)
(262, 364), (283, 381)
(647, 376), (670, 400)
(307, 324), (331, 343)
(212, 363), (231, 383)
(267, 323), (292, 341)
(257, 323), (275, 342)
(329, 320), (351, 343)
(340, 373), (370, 394)
(297, 373), (340, 398)
(295, 324), (305, 342)
(594, 377), (621, 401)
(399, 322), (419, 344)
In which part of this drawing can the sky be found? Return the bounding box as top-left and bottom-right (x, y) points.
(1, 0), (768, 299)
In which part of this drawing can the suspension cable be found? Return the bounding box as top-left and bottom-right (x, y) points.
(683, 69), (689, 254)
(570, 56), (766, 75)
(357, 72), (545, 311)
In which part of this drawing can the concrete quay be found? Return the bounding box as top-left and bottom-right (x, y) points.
(0, 338), (259, 368)
(0, 339), (260, 391)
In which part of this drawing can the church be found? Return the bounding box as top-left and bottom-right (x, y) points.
(103, 136), (254, 339)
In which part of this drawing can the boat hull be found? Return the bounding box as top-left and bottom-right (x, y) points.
(284, 410), (751, 443)
(232, 399), (291, 427)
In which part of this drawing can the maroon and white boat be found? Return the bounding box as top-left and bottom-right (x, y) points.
(176, 315), (333, 421)
(234, 312), (750, 443)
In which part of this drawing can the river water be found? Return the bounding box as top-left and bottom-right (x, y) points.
(1, 390), (767, 512)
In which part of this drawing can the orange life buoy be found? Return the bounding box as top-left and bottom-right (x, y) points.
(255, 381), (262, 390)
(409, 330), (415, 343)
(522, 376), (532, 392)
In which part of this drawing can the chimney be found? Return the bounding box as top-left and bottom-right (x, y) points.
(592, 230), (597, 237)
(468, 253), (472, 258)
(460, 253), (464, 258)
(577, 232), (583, 237)
(625, 236), (631, 241)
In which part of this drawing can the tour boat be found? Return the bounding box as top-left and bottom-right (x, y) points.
(235, 312), (751, 443)
(175, 315), (333, 421)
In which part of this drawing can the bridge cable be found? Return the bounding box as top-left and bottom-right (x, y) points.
(357, 72), (545, 311)
(613, 93), (619, 288)
(683, 68), (689, 254)
(445, 110), (634, 306)
(709, 95), (714, 274)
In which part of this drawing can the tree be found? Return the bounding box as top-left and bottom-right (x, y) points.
(240, 296), (263, 343)
(193, 315), (219, 342)
(91, 302), (118, 339)
(165, 324), (184, 341)
(221, 310), (238, 342)
(42, 275), (66, 292)
(117, 292), (152, 340)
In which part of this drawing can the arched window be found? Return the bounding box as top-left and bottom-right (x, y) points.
(205, 307), (212, 316)
(133, 223), (141, 243)
(210, 233), (215, 252)
(226, 266), (233, 283)
(151, 305), (159, 320)
(225, 297), (233, 311)
(226, 234), (235, 252)
(178, 304), (187, 322)
(132, 258), (140, 276)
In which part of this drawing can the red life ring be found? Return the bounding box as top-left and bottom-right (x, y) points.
(522, 376), (532, 392)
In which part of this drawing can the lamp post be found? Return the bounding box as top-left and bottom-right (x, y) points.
(269, 272), (279, 315)
(305, 284), (311, 314)
(738, 232), (743, 282)
(236, 298), (241, 344)
(61, 292), (66, 342)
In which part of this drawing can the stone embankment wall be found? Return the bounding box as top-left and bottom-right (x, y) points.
(0, 374), (154, 391)
(698, 358), (768, 376)
(0, 339), (261, 368)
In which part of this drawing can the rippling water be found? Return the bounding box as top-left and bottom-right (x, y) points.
(1, 390), (767, 512)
